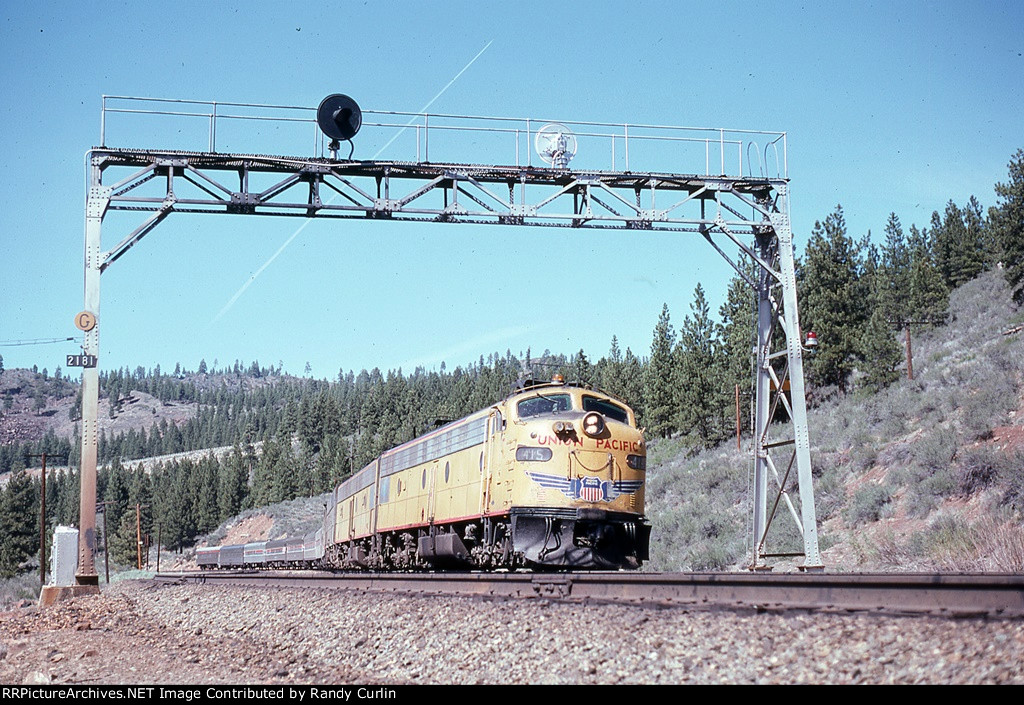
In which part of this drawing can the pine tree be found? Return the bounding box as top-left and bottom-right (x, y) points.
(675, 284), (722, 447)
(54, 468), (80, 528)
(933, 199), (989, 289)
(645, 304), (678, 438)
(127, 463), (153, 544)
(572, 349), (592, 386)
(314, 435), (347, 494)
(219, 444), (251, 520)
(718, 259), (756, 435)
(963, 196), (992, 273)
(854, 230), (903, 392)
(859, 303), (902, 393)
(598, 336), (627, 401)
(620, 348), (645, 426)
(102, 458), (130, 540)
(111, 509), (140, 567)
(0, 469), (38, 577)
(269, 441), (300, 503)
(190, 454), (220, 534)
(907, 224), (948, 323)
(989, 148), (1024, 304)
(152, 462), (188, 551)
(879, 213), (911, 325)
(251, 438), (283, 507)
(798, 205), (867, 392)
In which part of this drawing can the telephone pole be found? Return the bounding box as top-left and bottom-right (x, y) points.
(135, 503), (150, 570)
(29, 452), (67, 588)
(889, 319), (944, 380)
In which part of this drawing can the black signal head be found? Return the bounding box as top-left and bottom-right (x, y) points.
(317, 94), (362, 141)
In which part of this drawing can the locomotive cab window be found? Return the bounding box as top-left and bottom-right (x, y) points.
(582, 395), (630, 425)
(517, 394), (571, 419)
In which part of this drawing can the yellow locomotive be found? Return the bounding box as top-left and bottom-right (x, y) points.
(325, 377), (650, 571)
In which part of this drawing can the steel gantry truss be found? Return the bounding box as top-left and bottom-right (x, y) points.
(74, 99), (821, 583)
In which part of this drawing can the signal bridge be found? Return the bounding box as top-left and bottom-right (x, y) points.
(75, 95), (819, 584)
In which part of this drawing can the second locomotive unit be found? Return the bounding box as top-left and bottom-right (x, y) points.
(199, 377), (650, 571)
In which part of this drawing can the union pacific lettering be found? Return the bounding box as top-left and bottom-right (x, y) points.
(595, 438), (643, 453)
(535, 435), (643, 453)
(536, 435), (582, 447)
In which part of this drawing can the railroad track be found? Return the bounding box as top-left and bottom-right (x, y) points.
(154, 570), (1024, 618)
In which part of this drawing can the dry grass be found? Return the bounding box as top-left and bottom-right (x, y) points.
(869, 515), (1024, 572)
(976, 520), (1024, 572)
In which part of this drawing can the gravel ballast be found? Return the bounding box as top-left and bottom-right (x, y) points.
(1, 579), (1022, 684)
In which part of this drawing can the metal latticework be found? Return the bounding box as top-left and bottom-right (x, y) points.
(74, 99), (821, 581)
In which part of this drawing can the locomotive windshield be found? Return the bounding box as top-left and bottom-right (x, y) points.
(517, 393), (571, 418)
(582, 395), (630, 424)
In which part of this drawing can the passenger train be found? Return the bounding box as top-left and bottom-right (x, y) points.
(197, 377), (650, 571)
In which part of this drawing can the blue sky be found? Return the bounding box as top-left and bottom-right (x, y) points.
(1, 1), (1022, 380)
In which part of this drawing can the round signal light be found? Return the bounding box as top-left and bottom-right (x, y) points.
(582, 411), (605, 437)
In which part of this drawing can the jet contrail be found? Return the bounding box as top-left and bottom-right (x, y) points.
(209, 40), (494, 326)
(210, 222), (312, 324)
(372, 39), (493, 159)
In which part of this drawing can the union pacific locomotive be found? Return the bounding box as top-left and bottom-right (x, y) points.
(197, 378), (650, 571)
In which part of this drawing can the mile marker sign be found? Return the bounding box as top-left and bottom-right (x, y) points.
(67, 354), (97, 368)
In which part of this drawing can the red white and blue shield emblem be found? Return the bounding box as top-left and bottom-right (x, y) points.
(578, 476), (604, 502)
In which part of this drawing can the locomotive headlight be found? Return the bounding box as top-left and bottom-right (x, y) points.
(516, 446), (553, 462)
(582, 412), (605, 437)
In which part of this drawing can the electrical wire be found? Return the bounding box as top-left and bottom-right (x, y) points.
(0, 336), (78, 347)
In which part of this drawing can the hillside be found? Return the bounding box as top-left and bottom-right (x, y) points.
(645, 268), (1024, 572)
(0, 366), (299, 447)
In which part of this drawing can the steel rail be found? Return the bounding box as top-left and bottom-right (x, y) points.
(154, 570), (1024, 619)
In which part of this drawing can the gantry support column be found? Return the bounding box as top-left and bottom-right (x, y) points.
(752, 234), (773, 568)
(750, 187), (821, 571)
(772, 208), (821, 570)
(76, 157), (109, 586)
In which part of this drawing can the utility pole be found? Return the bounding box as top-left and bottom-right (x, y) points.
(29, 452), (67, 589)
(889, 319), (943, 380)
(905, 326), (913, 380)
(135, 503), (150, 570)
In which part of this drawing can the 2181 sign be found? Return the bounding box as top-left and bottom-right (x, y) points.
(67, 354), (98, 368)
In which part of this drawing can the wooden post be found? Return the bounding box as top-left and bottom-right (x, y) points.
(905, 325), (914, 380)
(30, 452), (67, 588)
(136, 504), (142, 570)
(39, 454), (47, 588)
